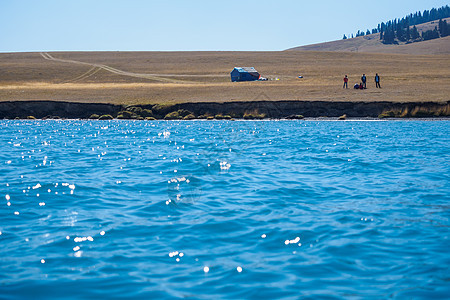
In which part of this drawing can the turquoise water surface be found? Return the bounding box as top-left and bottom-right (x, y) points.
(0, 120), (449, 299)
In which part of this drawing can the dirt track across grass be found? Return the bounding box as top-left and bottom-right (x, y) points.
(40, 52), (186, 83)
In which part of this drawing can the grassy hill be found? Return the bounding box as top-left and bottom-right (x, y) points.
(288, 18), (450, 55)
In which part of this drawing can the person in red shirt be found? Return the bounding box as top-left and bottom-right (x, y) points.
(343, 75), (349, 88)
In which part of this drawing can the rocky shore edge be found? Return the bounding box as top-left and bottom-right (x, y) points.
(0, 100), (449, 120)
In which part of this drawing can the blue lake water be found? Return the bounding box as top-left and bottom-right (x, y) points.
(0, 120), (449, 299)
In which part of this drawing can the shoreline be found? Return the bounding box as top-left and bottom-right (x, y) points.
(0, 100), (449, 120)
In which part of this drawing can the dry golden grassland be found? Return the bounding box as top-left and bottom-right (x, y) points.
(0, 51), (449, 105)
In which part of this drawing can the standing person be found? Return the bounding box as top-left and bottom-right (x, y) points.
(375, 73), (381, 88)
(361, 74), (367, 88)
(343, 75), (348, 88)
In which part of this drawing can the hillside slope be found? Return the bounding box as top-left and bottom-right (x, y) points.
(288, 18), (450, 55)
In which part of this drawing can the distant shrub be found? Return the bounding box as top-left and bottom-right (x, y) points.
(126, 106), (143, 114)
(89, 114), (100, 119)
(117, 111), (134, 119)
(164, 111), (182, 120)
(229, 112), (242, 118)
(206, 116), (214, 120)
(243, 112), (266, 119)
(145, 116), (157, 120)
(257, 113), (267, 119)
(286, 114), (304, 119)
(152, 104), (175, 117)
(27, 116), (36, 120)
(215, 114), (232, 120)
(183, 114), (196, 120)
(338, 114), (347, 120)
(141, 109), (154, 118)
(122, 106), (154, 118)
(99, 114), (113, 120)
(164, 109), (194, 120)
(378, 111), (396, 118)
(198, 113), (213, 119)
(177, 109), (193, 117)
(43, 115), (61, 120)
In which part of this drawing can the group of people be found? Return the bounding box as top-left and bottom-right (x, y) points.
(343, 74), (381, 89)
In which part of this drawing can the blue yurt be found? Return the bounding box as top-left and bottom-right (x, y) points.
(230, 67), (261, 82)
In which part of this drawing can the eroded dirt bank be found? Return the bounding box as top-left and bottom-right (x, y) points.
(0, 100), (448, 120)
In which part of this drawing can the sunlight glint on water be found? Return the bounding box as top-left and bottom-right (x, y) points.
(0, 120), (449, 299)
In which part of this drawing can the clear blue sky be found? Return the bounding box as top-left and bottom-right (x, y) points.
(1, 0), (448, 52)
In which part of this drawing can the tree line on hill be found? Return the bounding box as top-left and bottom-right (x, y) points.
(342, 5), (450, 44)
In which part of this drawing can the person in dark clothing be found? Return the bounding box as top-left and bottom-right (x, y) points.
(359, 82), (364, 89)
(354, 83), (360, 89)
(375, 73), (381, 88)
(343, 75), (348, 88)
(361, 74), (367, 88)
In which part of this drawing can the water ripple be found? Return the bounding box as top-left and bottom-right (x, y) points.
(0, 120), (449, 298)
